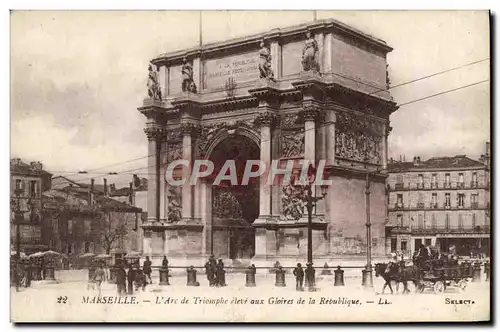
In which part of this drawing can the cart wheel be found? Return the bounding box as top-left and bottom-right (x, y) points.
(434, 281), (445, 294)
(458, 279), (468, 292)
(417, 282), (425, 293)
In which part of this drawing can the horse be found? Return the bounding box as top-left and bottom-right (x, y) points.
(375, 263), (421, 294)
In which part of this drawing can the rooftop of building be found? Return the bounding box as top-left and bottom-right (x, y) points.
(388, 155), (486, 172)
(10, 158), (52, 177)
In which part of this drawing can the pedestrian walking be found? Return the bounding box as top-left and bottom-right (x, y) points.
(293, 263), (304, 291)
(93, 262), (106, 296)
(143, 256), (152, 284)
(127, 264), (135, 295)
(216, 259), (226, 287)
(115, 263), (127, 296)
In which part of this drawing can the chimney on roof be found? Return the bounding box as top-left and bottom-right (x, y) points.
(129, 182), (135, 206)
(413, 156), (417, 165)
(103, 178), (108, 197)
(417, 157), (421, 164)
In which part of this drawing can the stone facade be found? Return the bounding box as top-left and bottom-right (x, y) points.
(386, 143), (491, 258)
(10, 158), (52, 255)
(138, 19), (398, 266)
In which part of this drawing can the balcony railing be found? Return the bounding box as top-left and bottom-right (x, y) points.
(416, 203), (425, 209)
(471, 202), (479, 209)
(411, 225), (490, 235)
(430, 182), (438, 189)
(430, 203), (438, 209)
(444, 204), (451, 209)
(457, 182), (465, 188)
(417, 183), (424, 189)
(470, 181), (479, 188)
(443, 182), (452, 188)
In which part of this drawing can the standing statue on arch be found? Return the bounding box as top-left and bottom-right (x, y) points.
(258, 40), (275, 80)
(181, 57), (197, 93)
(301, 30), (320, 74)
(147, 63), (162, 100)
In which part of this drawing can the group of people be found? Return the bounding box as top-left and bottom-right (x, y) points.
(293, 263), (315, 291)
(90, 256), (159, 296)
(204, 255), (226, 287)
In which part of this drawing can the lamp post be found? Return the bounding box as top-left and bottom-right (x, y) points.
(362, 167), (384, 288)
(285, 165), (328, 291)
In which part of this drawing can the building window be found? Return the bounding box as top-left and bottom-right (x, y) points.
(458, 214), (464, 229)
(414, 239), (422, 249)
(445, 193), (451, 208)
(395, 175), (404, 189)
(472, 172), (478, 187)
(431, 173), (437, 188)
(425, 239), (432, 246)
(67, 244), (72, 254)
(431, 213), (437, 229)
(401, 241), (407, 252)
(458, 173), (464, 188)
(431, 193), (438, 208)
(458, 193), (465, 208)
(445, 213), (450, 229)
(15, 179), (21, 190)
(397, 214), (403, 227)
(391, 238), (397, 253)
(472, 213), (476, 228)
(418, 214), (424, 229)
(84, 242), (90, 253)
(417, 174), (424, 188)
(445, 173), (451, 188)
(396, 194), (403, 208)
(417, 193), (425, 208)
(29, 180), (37, 197)
(471, 193), (478, 208)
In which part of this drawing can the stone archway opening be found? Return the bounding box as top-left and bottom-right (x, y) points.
(209, 134), (260, 260)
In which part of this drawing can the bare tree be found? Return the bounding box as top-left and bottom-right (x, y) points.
(99, 212), (128, 255)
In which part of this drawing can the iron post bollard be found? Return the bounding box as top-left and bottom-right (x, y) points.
(43, 266), (55, 280)
(275, 266), (286, 287)
(472, 262), (482, 282)
(361, 268), (366, 286)
(187, 266), (200, 286)
(334, 266), (345, 286)
(484, 262), (490, 281)
(245, 266), (256, 287)
(362, 264), (373, 288)
(159, 268), (170, 285)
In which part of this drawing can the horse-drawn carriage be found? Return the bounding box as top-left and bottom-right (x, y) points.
(414, 247), (473, 293)
(375, 247), (473, 295)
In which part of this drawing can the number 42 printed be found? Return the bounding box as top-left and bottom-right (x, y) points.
(57, 296), (68, 304)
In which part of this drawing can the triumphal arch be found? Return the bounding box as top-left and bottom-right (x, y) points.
(138, 19), (398, 266)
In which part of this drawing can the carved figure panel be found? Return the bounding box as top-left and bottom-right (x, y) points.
(196, 120), (259, 158)
(167, 142), (183, 163)
(335, 111), (384, 164)
(280, 129), (305, 158)
(167, 186), (182, 223)
(258, 40), (274, 80)
(212, 188), (243, 219)
(280, 113), (300, 129)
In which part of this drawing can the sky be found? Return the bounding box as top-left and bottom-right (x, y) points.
(10, 10), (490, 187)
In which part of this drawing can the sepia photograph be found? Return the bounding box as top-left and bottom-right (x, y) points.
(9, 9), (491, 322)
